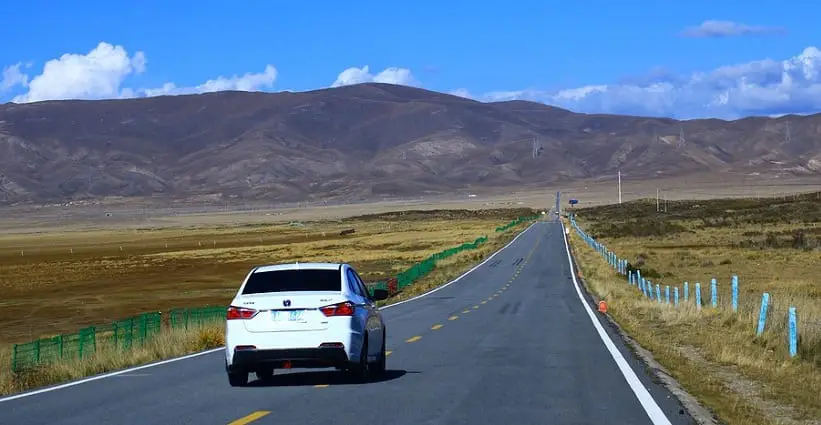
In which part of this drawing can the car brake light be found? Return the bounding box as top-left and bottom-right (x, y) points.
(226, 305), (258, 320)
(319, 301), (355, 317)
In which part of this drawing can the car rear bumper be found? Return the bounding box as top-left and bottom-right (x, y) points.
(227, 346), (351, 371)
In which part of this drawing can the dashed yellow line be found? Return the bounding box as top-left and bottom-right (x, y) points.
(448, 315), (459, 321)
(228, 411), (271, 425)
(480, 300), (487, 304)
(462, 309), (470, 314)
(386, 350), (393, 356)
(431, 324), (443, 330)
(472, 305), (480, 309)
(314, 384), (329, 388)
(406, 335), (422, 343)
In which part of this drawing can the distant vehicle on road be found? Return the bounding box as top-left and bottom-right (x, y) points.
(224, 262), (389, 386)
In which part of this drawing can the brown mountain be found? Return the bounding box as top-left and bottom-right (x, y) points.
(0, 82), (819, 205)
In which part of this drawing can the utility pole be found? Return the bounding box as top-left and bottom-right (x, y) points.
(618, 171), (622, 204)
(656, 188), (660, 212)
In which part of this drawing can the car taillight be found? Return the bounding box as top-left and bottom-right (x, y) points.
(319, 301), (355, 317)
(226, 305), (258, 320)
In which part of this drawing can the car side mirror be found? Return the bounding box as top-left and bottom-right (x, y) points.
(370, 288), (390, 301)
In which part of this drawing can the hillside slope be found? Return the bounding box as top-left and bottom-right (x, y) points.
(0, 83), (819, 205)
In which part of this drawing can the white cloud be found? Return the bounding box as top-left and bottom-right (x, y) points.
(6, 41), (821, 120)
(331, 65), (417, 87)
(12, 42), (146, 103)
(464, 46), (821, 119)
(448, 88), (473, 99)
(681, 20), (786, 38)
(1, 63), (29, 92)
(137, 65), (278, 97)
(5, 42), (278, 103)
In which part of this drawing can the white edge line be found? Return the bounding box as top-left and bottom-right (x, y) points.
(559, 220), (673, 425)
(0, 221), (539, 403)
(0, 348), (223, 403)
(379, 220), (538, 311)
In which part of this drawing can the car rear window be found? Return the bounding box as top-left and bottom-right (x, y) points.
(241, 269), (342, 294)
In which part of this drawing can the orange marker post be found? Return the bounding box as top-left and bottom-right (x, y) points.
(598, 301), (608, 313)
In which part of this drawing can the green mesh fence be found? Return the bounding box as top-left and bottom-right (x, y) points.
(10, 326), (97, 371)
(111, 312), (163, 350)
(169, 306), (226, 330)
(366, 235), (492, 297)
(11, 307), (225, 372)
(495, 215), (540, 232)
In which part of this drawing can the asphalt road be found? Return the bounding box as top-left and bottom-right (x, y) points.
(0, 218), (695, 425)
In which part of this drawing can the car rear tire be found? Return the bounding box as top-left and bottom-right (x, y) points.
(228, 369), (249, 387)
(372, 331), (387, 375)
(349, 336), (370, 382)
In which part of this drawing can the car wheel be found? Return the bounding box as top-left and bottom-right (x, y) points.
(350, 335), (370, 382)
(372, 331), (387, 375)
(228, 369), (249, 387)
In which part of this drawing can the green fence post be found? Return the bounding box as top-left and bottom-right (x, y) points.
(12, 344), (18, 372)
(139, 314), (147, 345)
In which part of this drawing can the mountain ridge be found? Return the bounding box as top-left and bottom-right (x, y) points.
(1, 83), (819, 205)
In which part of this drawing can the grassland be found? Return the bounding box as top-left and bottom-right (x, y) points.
(567, 192), (821, 425)
(0, 207), (537, 395)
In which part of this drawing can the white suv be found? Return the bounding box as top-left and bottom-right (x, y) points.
(224, 262), (388, 386)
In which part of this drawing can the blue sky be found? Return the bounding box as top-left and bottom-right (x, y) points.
(1, 0), (818, 119)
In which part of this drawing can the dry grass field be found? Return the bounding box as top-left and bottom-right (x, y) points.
(0, 207), (537, 395)
(567, 192), (821, 425)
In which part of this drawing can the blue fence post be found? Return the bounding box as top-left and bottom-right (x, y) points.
(684, 282), (689, 302)
(665, 286), (670, 304)
(695, 283), (702, 310)
(731, 275), (738, 313)
(674, 287), (679, 306)
(647, 280), (653, 299)
(711, 278), (718, 308)
(756, 293), (769, 336)
(655, 284), (661, 303)
(788, 307), (798, 358)
(637, 270), (642, 287)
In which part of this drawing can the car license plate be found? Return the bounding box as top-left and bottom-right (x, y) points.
(273, 310), (304, 322)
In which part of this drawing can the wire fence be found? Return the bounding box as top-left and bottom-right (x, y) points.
(367, 215), (538, 297)
(11, 307), (224, 372)
(567, 214), (807, 359)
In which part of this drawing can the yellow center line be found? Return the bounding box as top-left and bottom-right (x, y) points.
(228, 411), (271, 425)
(406, 335), (422, 343)
(314, 384), (329, 388)
(480, 300), (487, 304)
(448, 315), (459, 321)
(462, 309), (470, 314)
(386, 350), (393, 356)
(472, 305), (480, 309)
(431, 324), (443, 330)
